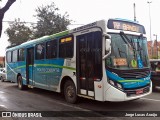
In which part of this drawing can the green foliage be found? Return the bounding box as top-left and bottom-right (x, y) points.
(5, 2), (71, 47)
(5, 19), (33, 47)
(33, 2), (71, 38)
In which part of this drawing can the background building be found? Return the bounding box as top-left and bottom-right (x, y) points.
(0, 56), (5, 67)
(147, 40), (160, 59)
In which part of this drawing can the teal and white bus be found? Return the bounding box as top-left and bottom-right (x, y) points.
(6, 18), (151, 103)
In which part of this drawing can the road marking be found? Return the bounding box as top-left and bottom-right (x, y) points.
(0, 91), (4, 94)
(141, 98), (160, 102)
(0, 105), (8, 109)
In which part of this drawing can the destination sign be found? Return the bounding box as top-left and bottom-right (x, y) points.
(107, 19), (146, 34)
(113, 58), (127, 66)
(60, 36), (73, 43)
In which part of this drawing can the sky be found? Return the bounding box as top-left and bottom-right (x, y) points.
(0, 0), (160, 56)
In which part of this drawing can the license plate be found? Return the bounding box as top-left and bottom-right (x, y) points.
(136, 89), (143, 95)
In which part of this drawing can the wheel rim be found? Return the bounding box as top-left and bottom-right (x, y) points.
(66, 85), (75, 98)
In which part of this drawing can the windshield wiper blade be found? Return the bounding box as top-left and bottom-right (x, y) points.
(120, 31), (132, 48)
(138, 34), (144, 51)
(120, 32), (137, 59)
(118, 47), (127, 57)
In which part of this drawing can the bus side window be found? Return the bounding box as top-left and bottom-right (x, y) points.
(6, 51), (12, 63)
(59, 35), (73, 58)
(46, 40), (57, 59)
(36, 43), (45, 60)
(18, 49), (25, 61)
(12, 50), (18, 62)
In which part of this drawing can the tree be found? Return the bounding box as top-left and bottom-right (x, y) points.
(33, 2), (71, 38)
(5, 19), (33, 47)
(0, 0), (16, 37)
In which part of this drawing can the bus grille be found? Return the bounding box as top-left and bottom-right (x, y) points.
(118, 69), (150, 79)
(125, 85), (150, 97)
(108, 68), (150, 79)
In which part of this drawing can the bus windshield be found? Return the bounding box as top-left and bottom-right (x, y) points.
(106, 33), (150, 70)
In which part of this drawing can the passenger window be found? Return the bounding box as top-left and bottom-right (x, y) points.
(46, 40), (57, 59)
(36, 43), (45, 60)
(6, 51), (12, 63)
(12, 50), (18, 62)
(18, 49), (25, 61)
(59, 35), (73, 58)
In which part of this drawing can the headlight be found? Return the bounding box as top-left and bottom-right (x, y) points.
(109, 80), (115, 86)
(117, 83), (123, 89)
(108, 80), (123, 91)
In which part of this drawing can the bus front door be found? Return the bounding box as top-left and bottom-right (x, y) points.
(26, 47), (34, 86)
(76, 31), (102, 98)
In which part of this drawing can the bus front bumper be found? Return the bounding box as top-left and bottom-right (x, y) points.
(105, 83), (152, 102)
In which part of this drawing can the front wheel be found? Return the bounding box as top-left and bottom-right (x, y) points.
(64, 80), (77, 104)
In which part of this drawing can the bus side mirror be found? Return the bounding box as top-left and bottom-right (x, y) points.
(103, 34), (111, 59)
(105, 34), (111, 51)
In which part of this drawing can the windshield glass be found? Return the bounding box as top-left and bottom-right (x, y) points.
(106, 33), (150, 70)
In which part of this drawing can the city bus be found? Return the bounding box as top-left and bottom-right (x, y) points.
(6, 18), (152, 103)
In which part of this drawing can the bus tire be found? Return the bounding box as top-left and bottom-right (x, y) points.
(17, 76), (25, 90)
(64, 80), (77, 104)
(1, 76), (4, 82)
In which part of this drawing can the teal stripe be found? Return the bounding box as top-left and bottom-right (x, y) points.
(50, 30), (69, 38)
(7, 63), (76, 74)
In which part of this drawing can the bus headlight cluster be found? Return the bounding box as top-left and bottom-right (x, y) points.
(109, 80), (123, 91)
(117, 83), (123, 89)
(109, 80), (114, 86)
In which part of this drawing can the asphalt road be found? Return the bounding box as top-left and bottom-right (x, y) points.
(0, 81), (160, 120)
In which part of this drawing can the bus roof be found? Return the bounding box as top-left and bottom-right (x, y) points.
(113, 18), (139, 24)
(6, 18), (145, 52)
(6, 30), (69, 52)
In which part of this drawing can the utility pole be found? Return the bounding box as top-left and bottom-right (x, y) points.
(147, 1), (152, 58)
(133, 3), (136, 22)
(153, 34), (158, 59)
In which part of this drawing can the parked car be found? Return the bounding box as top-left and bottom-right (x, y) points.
(0, 68), (6, 82)
(150, 59), (160, 91)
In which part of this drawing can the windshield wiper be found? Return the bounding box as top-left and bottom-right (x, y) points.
(119, 32), (137, 59)
(118, 48), (127, 57)
(120, 31), (132, 49)
(137, 34), (144, 51)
